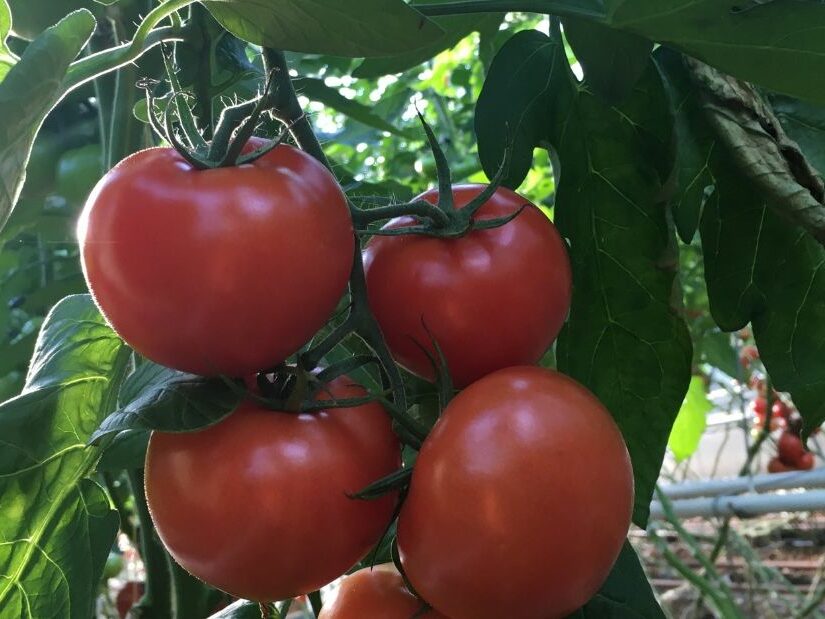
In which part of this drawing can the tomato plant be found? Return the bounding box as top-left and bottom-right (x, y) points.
(318, 565), (445, 619)
(397, 366), (633, 619)
(364, 185), (571, 387)
(3, 2), (825, 618)
(79, 138), (354, 376)
(144, 376), (400, 601)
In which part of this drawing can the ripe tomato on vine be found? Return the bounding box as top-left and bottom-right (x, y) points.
(79, 138), (354, 377)
(364, 185), (571, 388)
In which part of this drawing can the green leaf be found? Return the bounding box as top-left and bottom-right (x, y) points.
(354, 0), (502, 78)
(552, 60), (692, 527)
(701, 172), (825, 437)
(475, 29), (565, 188)
(204, 0), (443, 57)
(770, 93), (825, 178)
(0, 9), (95, 233)
(699, 330), (740, 380)
(606, 0), (825, 104)
(96, 430), (150, 471)
(654, 47), (716, 243)
(668, 376), (711, 462)
(686, 58), (825, 247)
(660, 55), (825, 437)
(478, 29), (692, 526)
(567, 542), (665, 618)
(90, 362), (243, 443)
(0, 295), (126, 617)
(293, 77), (414, 137)
(433, 0), (825, 102)
(0, 0), (17, 81)
(563, 17), (652, 104)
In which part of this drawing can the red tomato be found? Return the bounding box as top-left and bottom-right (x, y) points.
(363, 185), (571, 388)
(767, 457), (794, 474)
(778, 431), (806, 466)
(739, 344), (759, 368)
(772, 400), (791, 421)
(144, 376), (400, 601)
(397, 366), (633, 619)
(116, 581), (145, 619)
(79, 139), (354, 376)
(797, 452), (816, 470)
(319, 565), (446, 619)
(752, 397), (767, 417)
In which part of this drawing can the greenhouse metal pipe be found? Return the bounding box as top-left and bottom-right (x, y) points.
(659, 468), (825, 500)
(649, 489), (825, 520)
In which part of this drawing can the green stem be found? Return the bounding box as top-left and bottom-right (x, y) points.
(655, 487), (738, 604)
(128, 469), (173, 619)
(168, 557), (213, 618)
(415, 0), (606, 19)
(88, 19), (117, 161)
(352, 199), (450, 228)
(651, 532), (740, 619)
(192, 7), (216, 136)
(262, 49), (409, 416)
(101, 472), (136, 544)
(63, 0), (195, 90)
(262, 48), (330, 169)
(300, 316), (356, 372)
(106, 18), (145, 169)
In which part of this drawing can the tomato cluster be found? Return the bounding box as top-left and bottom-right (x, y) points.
(81, 145), (633, 617)
(768, 417), (816, 473)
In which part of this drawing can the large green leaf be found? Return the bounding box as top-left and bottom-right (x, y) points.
(654, 47), (717, 243)
(0, 9), (95, 233)
(567, 542), (664, 618)
(477, 29), (692, 526)
(668, 376), (711, 462)
(204, 0), (443, 57)
(354, 0), (502, 78)
(660, 51), (825, 437)
(425, 0), (825, 102)
(0, 295), (126, 617)
(770, 94), (825, 178)
(563, 16), (652, 104)
(605, 0), (825, 104)
(475, 30), (565, 188)
(686, 58), (825, 247)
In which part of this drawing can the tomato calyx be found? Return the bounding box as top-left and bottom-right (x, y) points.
(351, 112), (523, 239)
(141, 63), (296, 171)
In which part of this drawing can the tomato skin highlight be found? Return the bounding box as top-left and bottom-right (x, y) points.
(79, 139), (354, 377)
(144, 377), (400, 602)
(397, 366), (633, 619)
(364, 185), (572, 387)
(319, 565), (446, 619)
